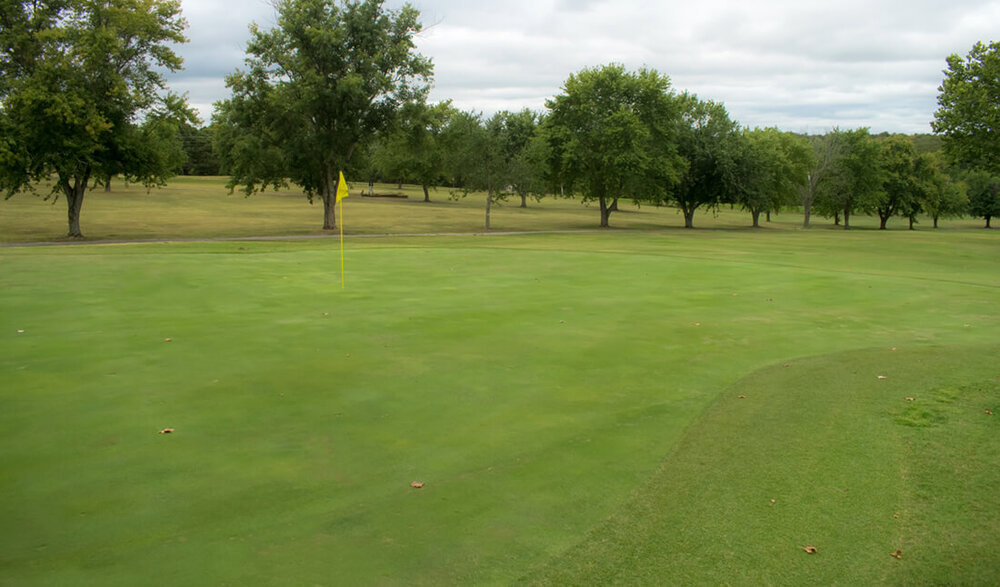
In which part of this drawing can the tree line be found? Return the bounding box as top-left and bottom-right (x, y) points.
(3, 0), (999, 236)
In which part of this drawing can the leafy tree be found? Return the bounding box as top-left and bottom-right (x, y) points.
(373, 100), (454, 202)
(0, 0), (190, 237)
(875, 135), (920, 229)
(732, 128), (813, 227)
(918, 154), (967, 228)
(496, 109), (544, 208)
(932, 41), (1000, 173)
(545, 64), (681, 227)
(213, 0), (432, 230)
(443, 109), (539, 230)
(965, 169), (1000, 228)
(669, 95), (740, 228)
(814, 128), (883, 229)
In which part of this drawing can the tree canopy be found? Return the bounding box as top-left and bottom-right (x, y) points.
(545, 64), (681, 227)
(0, 0), (191, 237)
(213, 0), (432, 229)
(932, 41), (1000, 173)
(669, 95), (740, 228)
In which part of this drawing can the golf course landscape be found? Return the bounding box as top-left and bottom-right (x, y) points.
(2, 179), (998, 584)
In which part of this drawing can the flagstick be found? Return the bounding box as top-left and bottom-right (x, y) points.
(339, 196), (345, 288)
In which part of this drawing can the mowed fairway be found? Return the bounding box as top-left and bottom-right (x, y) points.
(1, 227), (998, 584)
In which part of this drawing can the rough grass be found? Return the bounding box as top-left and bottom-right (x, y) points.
(1, 176), (991, 243)
(1, 189), (998, 584)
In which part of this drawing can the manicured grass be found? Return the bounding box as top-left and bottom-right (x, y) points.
(1, 202), (998, 583)
(1, 176), (990, 243)
(525, 344), (1000, 584)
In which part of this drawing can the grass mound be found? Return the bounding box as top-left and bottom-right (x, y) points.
(527, 345), (1000, 584)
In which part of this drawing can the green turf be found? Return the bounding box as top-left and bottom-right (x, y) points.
(1, 228), (998, 583)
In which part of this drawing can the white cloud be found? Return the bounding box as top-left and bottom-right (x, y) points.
(165, 0), (1000, 133)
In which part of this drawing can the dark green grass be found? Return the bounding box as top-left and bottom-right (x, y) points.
(525, 345), (1000, 584)
(1, 230), (998, 584)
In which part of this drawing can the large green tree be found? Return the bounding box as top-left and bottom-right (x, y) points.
(669, 95), (740, 228)
(732, 127), (814, 228)
(214, 0), (432, 230)
(0, 0), (190, 237)
(545, 64), (681, 228)
(874, 135), (921, 229)
(814, 128), (884, 229)
(932, 41), (1000, 173)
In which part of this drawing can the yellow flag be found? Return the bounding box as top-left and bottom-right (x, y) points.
(336, 171), (350, 202)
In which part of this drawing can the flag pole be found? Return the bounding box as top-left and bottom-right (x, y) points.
(339, 195), (345, 288)
(336, 171), (350, 289)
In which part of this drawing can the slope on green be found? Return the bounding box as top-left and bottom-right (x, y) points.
(526, 345), (1000, 584)
(0, 230), (997, 584)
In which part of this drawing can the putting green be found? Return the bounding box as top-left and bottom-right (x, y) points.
(1, 230), (997, 584)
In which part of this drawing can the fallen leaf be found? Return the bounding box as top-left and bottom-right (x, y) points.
(767, 298), (773, 302)
(893, 513), (899, 519)
(164, 338), (172, 343)
(159, 428), (174, 434)
(964, 324), (971, 328)
(891, 347), (898, 351)
(986, 409), (993, 415)
(732, 293), (739, 297)
(906, 397), (916, 402)
(877, 375), (887, 380)
(890, 550), (902, 559)
(738, 395), (746, 399)
(410, 481), (424, 489)
(16, 329), (24, 334)
(803, 546), (817, 554)
(771, 499), (776, 503)
(694, 322), (701, 326)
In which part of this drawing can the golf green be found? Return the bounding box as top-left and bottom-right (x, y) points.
(1, 229), (997, 584)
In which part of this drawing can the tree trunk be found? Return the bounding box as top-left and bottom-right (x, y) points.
(803, 201), (812, 228)
(933, 215), (939, 228)
(879, 214), (889, 229)
(485, 184), (493, 230)
(682, 205), (695, 228)
(104, 177), (112, 192)
(60, 168), (91, 238)
(765, 211), (771, 223)
(599, 196), (618, 227)
(321, 168), (338, 230)
(422, 184), (430, 202)
(833, 212), (840, 226)
(843, 207), (851, 230)
(520, 193), (527, 208)
(986, 215), (992, 229)
(751, 210), (761, 228)
(908, 215), (916, 230)
(66, 185), (85, 237)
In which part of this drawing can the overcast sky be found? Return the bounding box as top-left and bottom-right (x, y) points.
(167, 0), (1000, 134)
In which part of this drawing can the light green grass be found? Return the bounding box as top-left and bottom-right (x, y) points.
(1, 176), (990, 243)
(1, 219), (998, 583)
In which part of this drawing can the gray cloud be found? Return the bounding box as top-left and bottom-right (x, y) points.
(165, 0), (1000, 133)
